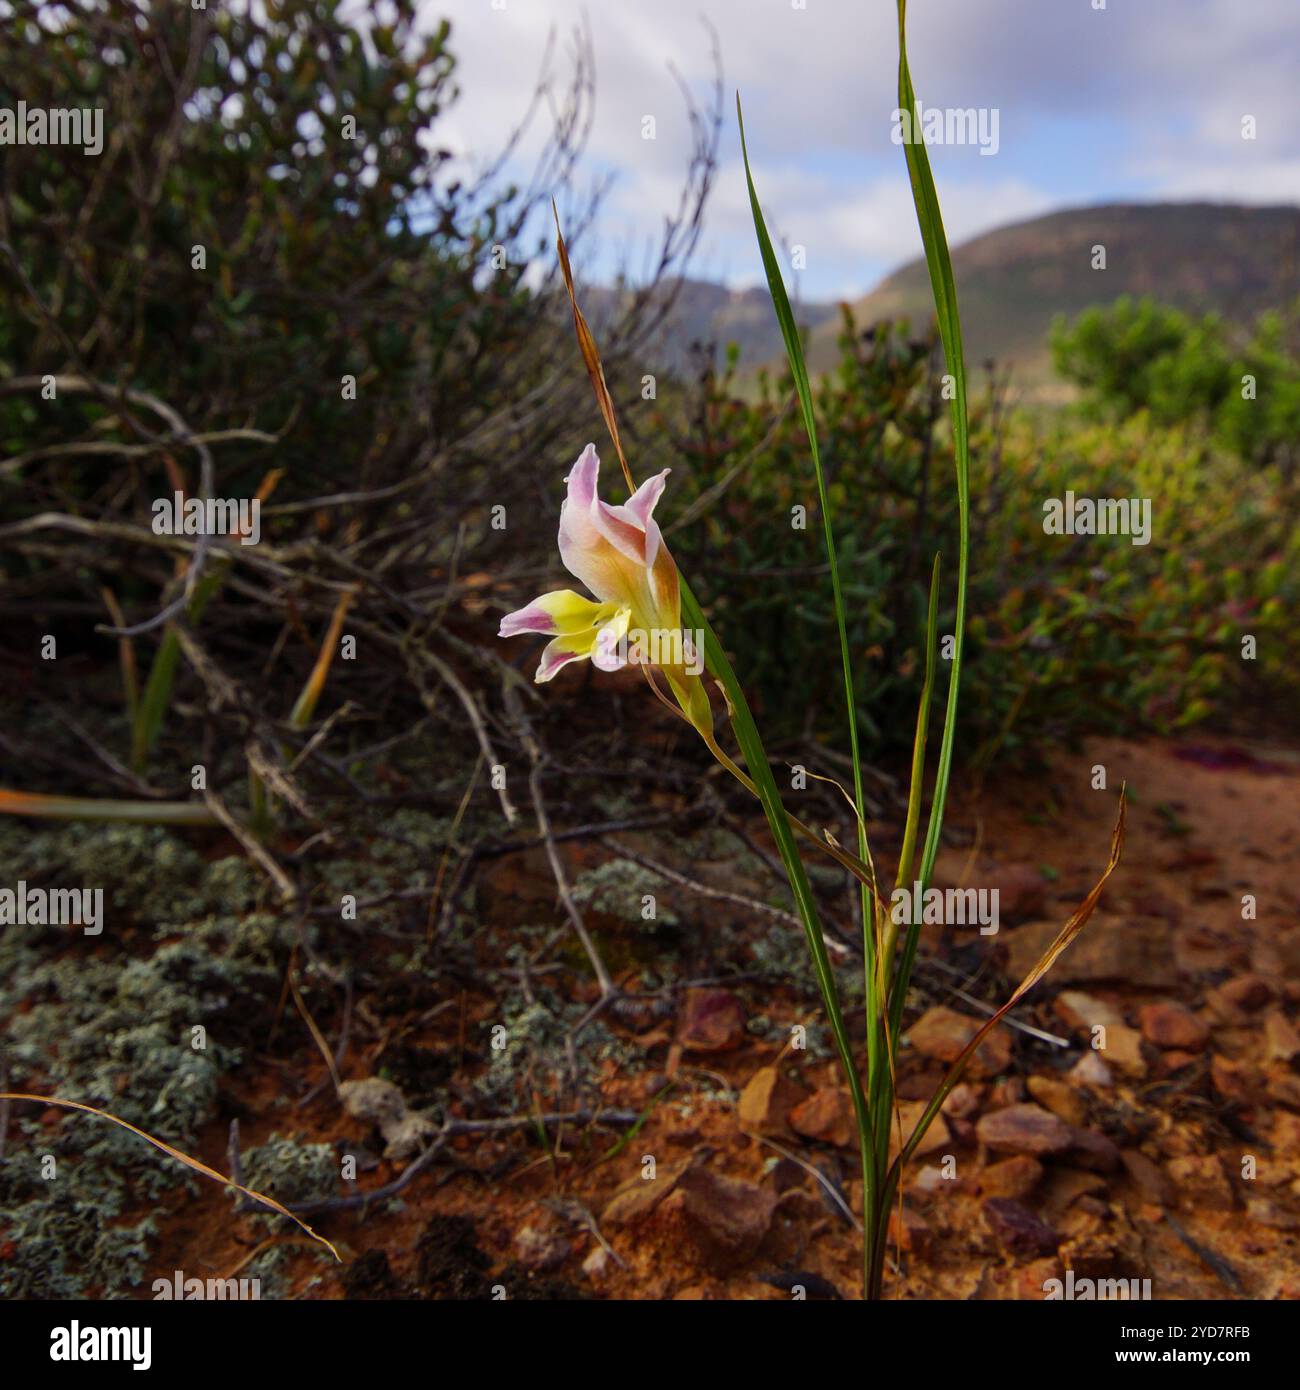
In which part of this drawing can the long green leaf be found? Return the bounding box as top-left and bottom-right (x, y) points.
(888, 0), (973, 1043)
(735, 93), (884, 1162)
(131, 568), (223, 772)
(679, 578), (878, 1235)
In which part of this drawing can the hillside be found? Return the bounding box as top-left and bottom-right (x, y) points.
(586, 276), (839, 378)
(793, 202), (1300, 397)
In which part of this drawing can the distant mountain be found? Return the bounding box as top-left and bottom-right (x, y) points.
(585, 277), (840, 378)
(586, 204), (1300, 398)
(792, 202), (1300, 398)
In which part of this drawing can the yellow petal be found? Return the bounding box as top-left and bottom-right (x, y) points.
(535, 628), (599, 683)
(500, 589), (616, 638)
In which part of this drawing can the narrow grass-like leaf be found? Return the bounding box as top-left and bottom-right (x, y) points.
(736, 93), (883, 1138)
(130, 468), (284, 772)
(874, 552), (940, 1148)
(100, 586), (139, 725)
(130, 569), (222, 771)
(680, 578), (878, 1210)
(889, 0), (973, 1041)
(888, 553), (941, 947)
(552, 210), (880, 1267)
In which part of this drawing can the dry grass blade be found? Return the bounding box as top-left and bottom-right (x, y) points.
(552, 202), (635, 495)
(0, 1093), (341, 1260)
(0, 789), (219, 825)
(288, 970), (342, 1098)
(100, 586), (139, 722)
(289, 585), (358, 728)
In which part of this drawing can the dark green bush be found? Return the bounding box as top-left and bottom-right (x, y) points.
(1051, 295), (1300, 471)
(667, 311), (1299, 764)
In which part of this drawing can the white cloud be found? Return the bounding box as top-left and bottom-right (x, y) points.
(424, 0), (1300, 298)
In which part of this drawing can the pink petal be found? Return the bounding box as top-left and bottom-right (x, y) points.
(499, 602), (556, 638)
(626, 469), (669, 526)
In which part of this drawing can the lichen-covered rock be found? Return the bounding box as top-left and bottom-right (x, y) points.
(338, 1077), (438, 1160)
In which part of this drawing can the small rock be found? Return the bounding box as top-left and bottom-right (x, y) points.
(979, 1155), (1044, 1199)
(982, 1197), (1060, 1256)
(989, 1077), (1025, 1108)
(1271, 931), (1300, 977)
(1245, 1198), (1300, 1231)
(788, 1087), (854, 1148)
(1264, 1010), (1300, 1063)
(896, 1068), (946, 1100)
(1069, 1050), (1114, 1088)
(1098, 1023), (1146, 1077)
(602, 1162), (685, 1225)
(1056, 990), (1126, 1033)
(581, 1246), (611, 1278)
(679, 989), (747, 1052)
(1139, 1000), (1210, 1051)
(737, 1065), (804, 1136)
(1008, 916), (1175, 989)
(1271, 1110), (1300, 1151)
(913, 1164), (949, 1193)
(904, 1005), (1013, 1078)
(1027, 1075), (1087, 1127)
(941, 1083), (983, 1119)
(976, 1255), (1062, 1300)
(1155, 1049), (1201, 1077)
(1121, 1149), (1174, 1205)
(1265, 1066), (1300, 1110)
(1040, 1168), (1109, 1224)
(514, 1222), (569, 1272)
(887, 1206), (931, 1253)
(673, 1166), (777, 1268)
(768, 1157), (808, 1193)
(976, 1103), (1074, 1156)
(987, 863), (1049, 923)
(888, 1100), (951, 1162)
(1166, 1154), (1234, 1212)
(1210, 1054), (1256, 1103)
(947, 1116), (977, 1146)
(758, 1269), (843, 1300)
(338, 1077), (439, 1161)
(1067, 1126), (1121, 1173)
(1212, 978), (1279, 1023)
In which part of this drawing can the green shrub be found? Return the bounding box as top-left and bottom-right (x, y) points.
(1052, 295), (1300, 470)
(668, 313), (1299, 762)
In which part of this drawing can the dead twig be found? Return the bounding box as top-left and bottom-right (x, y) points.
(504, 684), (614, 998)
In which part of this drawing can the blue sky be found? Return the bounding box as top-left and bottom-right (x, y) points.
(410, 0), (1300, 300)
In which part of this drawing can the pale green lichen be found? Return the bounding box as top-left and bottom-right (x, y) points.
(0, 822), (298, 1295)
(571, 858), (680, 927)
(241, 1134), (338, 1209)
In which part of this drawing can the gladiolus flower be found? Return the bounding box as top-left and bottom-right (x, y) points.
(499, 444), (712, 734)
